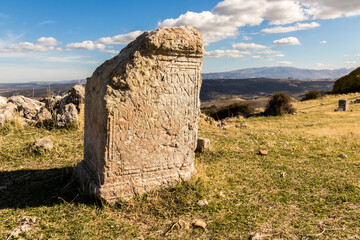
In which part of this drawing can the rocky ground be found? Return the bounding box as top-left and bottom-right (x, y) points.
(0, 85), (84, 128)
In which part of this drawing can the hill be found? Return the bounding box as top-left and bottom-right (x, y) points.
(0, 80), (85, 98)
(1, 93), (360, 239)
(200, 78), (335, 101)
(202, 67), (352, 79)
(332, 67), (360, 93)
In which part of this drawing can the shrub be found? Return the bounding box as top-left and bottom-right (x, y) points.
(301, 90), (322, 101)
(203, 102), (254, 120)
(264, 92), (295, 116)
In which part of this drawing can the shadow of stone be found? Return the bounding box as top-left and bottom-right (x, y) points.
(0, 167), (94, 209)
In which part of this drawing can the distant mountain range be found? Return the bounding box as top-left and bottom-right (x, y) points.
(202, 67), (354, 79)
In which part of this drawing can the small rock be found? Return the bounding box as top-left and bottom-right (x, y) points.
(7, 216), (38, 239)
(193, 220), (206, 230)
(338, 153), (348, 159)
(258, 150), (268, 155)
(249, 233), (261, 240)
(34, 137), (53, 151)
(197, 200), (209, 206)
(177, 220), (190, 230)
(222, 124), (233, 130)
(0, 96), (7, 106)
(280, 172), (286, 178)
(219, 191), (226, 198)
(196, 137), (211, 152)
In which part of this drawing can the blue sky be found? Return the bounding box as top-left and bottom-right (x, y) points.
(0, 0), (359, 82)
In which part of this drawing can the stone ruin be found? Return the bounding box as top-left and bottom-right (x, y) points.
(337, 99), (349, 111)
(0, 85), (84, 127)
(74, 26), (205, 203)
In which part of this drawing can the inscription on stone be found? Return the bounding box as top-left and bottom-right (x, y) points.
(74, 26), (204, 203)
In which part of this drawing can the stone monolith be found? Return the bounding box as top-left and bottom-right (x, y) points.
(74, 26), (204, 203)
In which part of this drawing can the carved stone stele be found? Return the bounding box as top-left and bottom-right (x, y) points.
(74, 26), (205, 203)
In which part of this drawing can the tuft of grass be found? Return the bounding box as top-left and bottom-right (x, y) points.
(1, 93), (360, 239)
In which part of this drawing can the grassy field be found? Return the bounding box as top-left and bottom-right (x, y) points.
(1, 93), (360, 239)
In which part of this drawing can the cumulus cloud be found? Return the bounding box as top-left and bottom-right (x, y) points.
(232, 42), (268, 50)
(0, 37), (62, 53)
(303, 0), (360, 19)
(159, 0), (308, 44)
(65, 30), (143, 53)
(158, 0), (360, 45)
(242, 36), (252, 41)
(65, 40), (118, 54)
(356, 54), (360, 57)
(277, 60), (293, 65)
(273, 37), (301, 46)
(205, 49), (245, 58)
(35, 37), (61, 46)
(259, 49), (282, 55)
(262, 22), (320, 33)
(96, 30), (143, 45)
(159, 11), (239, 44)
(320, 40), (327, 44)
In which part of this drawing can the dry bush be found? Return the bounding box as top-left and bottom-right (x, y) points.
(301, 90), (322, 101)
(203, 102), (254, 120)
(264, 92), (295, 116)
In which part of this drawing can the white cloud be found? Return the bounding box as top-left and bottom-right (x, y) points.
(158, 0), (360, 45)
(262, 22), (320, 33)
(35, 37), (61, 46)
(96, 30), (143, 45)
(159, 11), (239, 44)
(158, 0), (309, 44)
(242, 36), (252, 41)
(277, 61), (293, 65)
(345, 61), (358, 65)
(273, 37), (301, 46)
(320, 40), (327, 44)
(232, 42), (268, 50)
(46, 56), (92, 63)
(0, 37), (62, 53)
(315, 63), (328, 68)
(252, 55), (262, 59)
(65, 40), (118, 54)
(259, 49), (282, 55)
(205, 49), (245, 58)
(303, 0), (360, 20)
(355, 54), (360, 57)
(274, 54), (285, 57)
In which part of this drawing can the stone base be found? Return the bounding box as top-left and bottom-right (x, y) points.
(74, 160), (195, 204)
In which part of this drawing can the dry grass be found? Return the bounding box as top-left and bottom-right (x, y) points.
(1, 93), (360, 239)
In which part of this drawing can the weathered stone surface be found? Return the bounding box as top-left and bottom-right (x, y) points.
(37, 107), (52, 123)
(34, 137), (53, 151)
(8, 96), (44, 121)
(41, 95), (62, 111)
(74, 26), (204, 203)
(60, 84), (85, 111)
(0, 103), (17, 125)
(196, 137), (211, 152)
(0, 96), (7, 106)
(56, 103), (79, 127)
